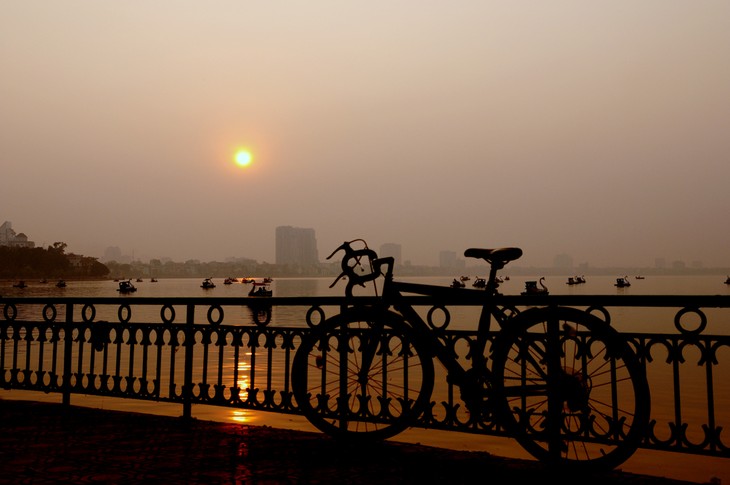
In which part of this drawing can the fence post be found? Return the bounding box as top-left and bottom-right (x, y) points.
(62, 303), (74, 406)
(182, 303), (195, 419)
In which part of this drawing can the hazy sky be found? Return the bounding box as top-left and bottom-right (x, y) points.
(2, 2), (729, 267)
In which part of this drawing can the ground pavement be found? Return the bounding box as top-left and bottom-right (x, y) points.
(0, 399), (705, 484)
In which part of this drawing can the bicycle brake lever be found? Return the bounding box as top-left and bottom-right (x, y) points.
(329, 272), (368, 291)
(329, 272), (347, 288)
(326, 242), (350, 261)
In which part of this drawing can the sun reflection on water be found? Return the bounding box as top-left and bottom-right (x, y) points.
(229, 408), (254, 424)
(237, 354), (251, 392)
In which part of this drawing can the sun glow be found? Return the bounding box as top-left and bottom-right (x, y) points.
(234, 149), (252, 167)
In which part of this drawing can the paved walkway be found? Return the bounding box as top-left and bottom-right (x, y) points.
(0, 399), (702, 484)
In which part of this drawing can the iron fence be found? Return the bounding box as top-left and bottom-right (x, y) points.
(1, 294), (729, 460)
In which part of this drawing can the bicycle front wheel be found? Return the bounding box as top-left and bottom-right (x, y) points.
(292, 308), (435, 442)
(491, 306), (650, 471)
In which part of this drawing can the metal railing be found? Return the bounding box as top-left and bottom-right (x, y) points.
(1, 294), (729, 460)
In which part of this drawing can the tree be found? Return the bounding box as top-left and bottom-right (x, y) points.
(49, 242), (68, 255)
(88, 260), (110, 277)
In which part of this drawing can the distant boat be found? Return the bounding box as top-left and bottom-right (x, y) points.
(201, 278), (216, 289)
(522, 277), (548, 295)
(224, 277), (237, 285)
(56, 279), (66, 288)
(725, 276), (730, 285)
(615, 276), (631, 288)
(150, 278), (158, 283)
(450, 278), (465, 288)
(635, 275), (645, 280)
(136, 278), (143, 282)
(117, 280), (136, 293)
(13, 280), (27, 289)
(39, 278), (48, 284)
(248, 281), (272, 297)
(472, 277), (487, 288)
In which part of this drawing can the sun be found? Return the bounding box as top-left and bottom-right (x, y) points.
(234, 149), (252, 167)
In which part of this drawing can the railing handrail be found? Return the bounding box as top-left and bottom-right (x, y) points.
(3, 293), (730, 308)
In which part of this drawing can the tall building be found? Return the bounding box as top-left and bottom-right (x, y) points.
(379, 243), (402, 263)
(553, 253), (573, 270)
(103, 246), (123, 263)
(275, 226), (319, 265)
(439, 250), (465, 268)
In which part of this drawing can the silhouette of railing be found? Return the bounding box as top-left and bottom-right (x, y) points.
(1, 294), (729, 461)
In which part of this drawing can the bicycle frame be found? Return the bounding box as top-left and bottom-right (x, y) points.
(373, 256), (504, 392)
(326, 240), (516, 401)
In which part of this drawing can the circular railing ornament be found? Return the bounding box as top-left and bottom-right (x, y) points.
(674, 307), (707, 336)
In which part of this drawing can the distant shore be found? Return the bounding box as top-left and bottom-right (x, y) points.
(5, 268), (730, 281)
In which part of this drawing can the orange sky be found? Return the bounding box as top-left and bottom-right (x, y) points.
(1, 2), (729, 267)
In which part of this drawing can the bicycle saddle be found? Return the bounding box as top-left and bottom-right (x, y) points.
(464, 247), (523, 268)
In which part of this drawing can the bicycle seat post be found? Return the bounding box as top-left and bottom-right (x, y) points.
(485, 263), (502, 295)
(373, 256), (395, 298)
(464, 247), (523, 297)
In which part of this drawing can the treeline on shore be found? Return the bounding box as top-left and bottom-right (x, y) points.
(104, 259), (730, 280)
(0, 244), (109, 279)
(103, 259), (471, 279)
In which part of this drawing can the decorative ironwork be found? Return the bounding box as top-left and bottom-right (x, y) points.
(1, 294), (729, 461)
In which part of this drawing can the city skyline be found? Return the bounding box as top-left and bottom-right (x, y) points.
(3, 217), (722, 270)
(2, 3), (729, 269)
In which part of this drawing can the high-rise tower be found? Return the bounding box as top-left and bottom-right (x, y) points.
(275, 226), (319, 265)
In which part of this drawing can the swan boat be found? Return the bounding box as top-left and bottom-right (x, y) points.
(248, 281), (272, 297)
(117, 280), (137, 293)
(522, 277), (548, 295)
(201, 278), (216, 289)
(615, 276), (631, 288)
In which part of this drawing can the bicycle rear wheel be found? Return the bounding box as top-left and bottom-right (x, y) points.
(490, 306), (650, 471)
(292, 308), (435, 442)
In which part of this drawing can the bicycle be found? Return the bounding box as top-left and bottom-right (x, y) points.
(292, 239), (650, 471)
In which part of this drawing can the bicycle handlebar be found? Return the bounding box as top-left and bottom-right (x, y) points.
(327, 240), (381, 294)
(327, 239), (520, 297)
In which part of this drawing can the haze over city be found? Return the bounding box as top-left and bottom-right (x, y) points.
(2, 2), (729, 268)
